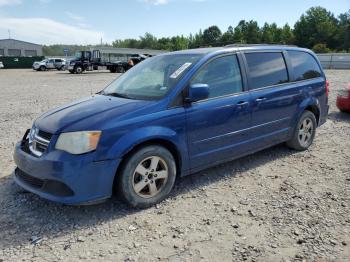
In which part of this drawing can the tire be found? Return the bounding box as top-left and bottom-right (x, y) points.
(39, 66), (46, 71)
(75, 66), (83, 74)
(116, 66), (125, 73)
(117, 145), (177, 208)
(59, 65), (64, 71)
(68, 70), (74, 74)
(109, 67), (117, 73)
(287, 110), (317, 151)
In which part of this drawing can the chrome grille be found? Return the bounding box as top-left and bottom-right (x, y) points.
(28, 127), (52, 157)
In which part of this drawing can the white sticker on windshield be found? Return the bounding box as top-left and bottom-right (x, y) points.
(170, 62), (192, 79)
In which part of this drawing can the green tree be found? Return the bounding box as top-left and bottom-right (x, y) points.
(281, 24), (294, 44)
(221, 26), (235, 45)
(261, 23), (274, 43)
(312, 43), (331, 53)
(336, 10), (350, 51)
(203, 25), (222, 46)
(294, 6), (338, 49)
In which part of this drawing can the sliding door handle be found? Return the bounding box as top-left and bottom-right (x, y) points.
(236, 101), (249, 107)
(255, 97), (267, 102)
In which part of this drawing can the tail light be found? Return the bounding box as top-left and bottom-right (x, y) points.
(326, 80), (329, 97)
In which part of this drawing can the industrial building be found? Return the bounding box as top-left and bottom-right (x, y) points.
(0, 38), (43, 57)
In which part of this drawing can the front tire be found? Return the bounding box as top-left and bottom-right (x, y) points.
(117, 145), (176, 208)
(287, 111), (317, 151)
(74, 66), (83, 74)
(39, 65), (46, 71)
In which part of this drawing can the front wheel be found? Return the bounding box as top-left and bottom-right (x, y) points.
(117, 145), (176, 208)
(287, 111), (317, 151)
(74, 66), (83, 74)
(39, 65), (46, 71)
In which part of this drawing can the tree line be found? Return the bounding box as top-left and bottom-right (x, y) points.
(43, 6), (349, 56)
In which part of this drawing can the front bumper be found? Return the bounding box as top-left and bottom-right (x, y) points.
(13, 142), (121, 205)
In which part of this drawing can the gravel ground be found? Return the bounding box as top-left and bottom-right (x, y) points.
(0, 69), (349, 261)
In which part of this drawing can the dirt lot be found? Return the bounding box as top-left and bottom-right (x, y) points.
(0, 69), (349, 261)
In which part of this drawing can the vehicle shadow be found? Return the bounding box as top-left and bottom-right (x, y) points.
(328, 111), (350, 122)
(0, 144), (297, 250)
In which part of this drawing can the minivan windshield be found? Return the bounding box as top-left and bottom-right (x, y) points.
(102, 54), (202, 100)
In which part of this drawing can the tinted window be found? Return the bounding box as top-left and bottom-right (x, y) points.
(288, 51), (322, 81)
(191, 55), (243, 99)
(245, 52), (289, 89)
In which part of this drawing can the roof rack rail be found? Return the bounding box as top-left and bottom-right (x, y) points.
(224, 43), (298, 47)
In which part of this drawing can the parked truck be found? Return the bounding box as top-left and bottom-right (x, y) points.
(67, 50), (148, 74)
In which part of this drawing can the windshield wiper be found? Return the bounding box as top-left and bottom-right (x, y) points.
(102, 92), (133, 99)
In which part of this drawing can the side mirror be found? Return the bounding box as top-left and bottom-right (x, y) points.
(186, 83), (209, 103)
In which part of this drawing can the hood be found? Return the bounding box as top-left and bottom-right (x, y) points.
(35, 95), (155, 134)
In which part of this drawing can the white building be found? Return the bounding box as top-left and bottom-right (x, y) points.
(0, 39), (43, 57)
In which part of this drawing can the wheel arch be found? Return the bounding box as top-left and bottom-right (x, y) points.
(112, 138), (183, 194)
(297, 97), (321, 126)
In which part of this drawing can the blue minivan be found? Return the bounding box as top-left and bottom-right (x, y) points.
(14, 45), (329, 207)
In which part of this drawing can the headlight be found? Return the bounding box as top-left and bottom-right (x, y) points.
(55, 131), (101, 154)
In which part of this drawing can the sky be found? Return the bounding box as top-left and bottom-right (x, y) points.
(0, 0), (349, 45)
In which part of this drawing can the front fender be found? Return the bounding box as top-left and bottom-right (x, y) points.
(106, 126), (189, 174)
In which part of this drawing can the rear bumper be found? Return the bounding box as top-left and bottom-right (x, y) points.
(13, 142), (121, 205)
(319, 104), (329, 126)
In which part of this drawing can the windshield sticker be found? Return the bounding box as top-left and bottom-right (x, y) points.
(170, 63), (192, 78)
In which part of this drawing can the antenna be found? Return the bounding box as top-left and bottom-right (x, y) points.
(8, 29), (11, 39)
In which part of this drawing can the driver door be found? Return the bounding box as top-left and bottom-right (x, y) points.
(185, 54), (252, 171)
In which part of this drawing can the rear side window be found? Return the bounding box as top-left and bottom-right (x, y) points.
(191, 55), (243, 100)
(288, 51), (322, 81)
(245, 52), (289, 90)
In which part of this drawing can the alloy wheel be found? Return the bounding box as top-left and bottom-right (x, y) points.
(298, 118), (314, 147)
(132, 156), (168, 198)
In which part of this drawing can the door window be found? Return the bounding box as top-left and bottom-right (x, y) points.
(190, 55), (243, 100)
(288, 51), (322, 81)
(245, 52), (289, 90)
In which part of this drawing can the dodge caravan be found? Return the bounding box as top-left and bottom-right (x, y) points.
(14, 45), (329, 207)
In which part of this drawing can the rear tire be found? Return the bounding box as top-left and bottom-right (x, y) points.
(117, 145), (176, 208)
(116, 66), (125, 73)
(287, 111), (317, 151)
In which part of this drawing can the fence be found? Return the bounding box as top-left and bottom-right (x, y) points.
(0, 56), (45, 69)
(317, 53), (350, 69)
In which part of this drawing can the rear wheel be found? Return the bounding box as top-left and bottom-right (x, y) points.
(109, 67), (117, 73)
(117, 145), (176, 208)
(287, 111), (317, 151)
(116, 66), (125, 73)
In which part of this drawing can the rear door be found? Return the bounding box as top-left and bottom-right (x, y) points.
(46, 59), (55, 69)
(185, 54), (252, 170)
(243, 51), (302, 149)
